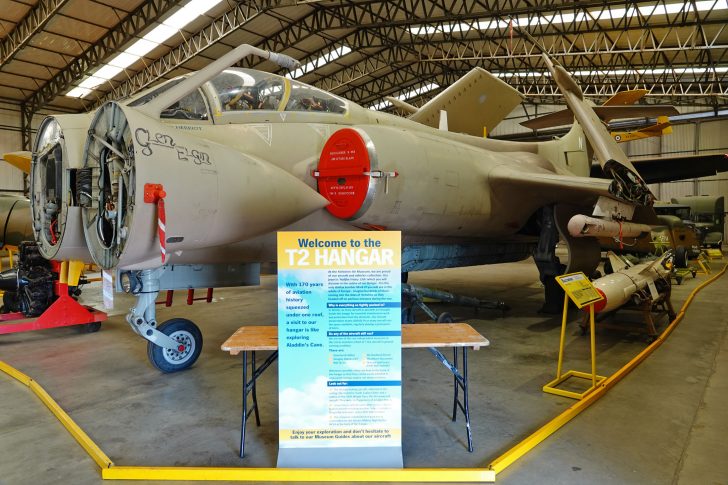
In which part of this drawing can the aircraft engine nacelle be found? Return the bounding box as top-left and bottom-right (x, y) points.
(31, 113), (94, 261)
(0, 195), (32, 247)
(80, 102), (328, 270)
(314, 126), (532, 237)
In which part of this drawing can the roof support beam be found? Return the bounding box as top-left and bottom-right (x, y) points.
(24, 0), (179, 115)
(93, 2), (278, 107)
(0, 0), (70, 68)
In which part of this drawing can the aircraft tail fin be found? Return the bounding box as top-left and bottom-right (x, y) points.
(409, 67), (523, 136)
(607, 251), (631, 272)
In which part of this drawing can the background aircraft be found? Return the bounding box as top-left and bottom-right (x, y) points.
(1, 153), (33, 249)
(520, 88), (679, 144)
(29, 45), (657, 372)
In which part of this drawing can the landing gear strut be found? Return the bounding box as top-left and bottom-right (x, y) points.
(125, 269), (203, 372)
(533, 206), (566, 314)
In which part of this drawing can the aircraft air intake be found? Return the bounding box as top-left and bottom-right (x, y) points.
(80, 101), (328, 270)
(30, 114), (94, 262)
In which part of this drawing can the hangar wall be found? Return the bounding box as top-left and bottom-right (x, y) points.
(0, 102), (62, 194)
(0, 101), (25, 192)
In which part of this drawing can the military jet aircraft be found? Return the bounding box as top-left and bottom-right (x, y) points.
(30, 44), (657, 372)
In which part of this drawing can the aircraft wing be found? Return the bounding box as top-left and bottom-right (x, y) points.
(602, 89), (649, 106)
(2, 151), (32, 174)
(409, 67), (523, 136)
(591, 153), (728, 184)
(521, 105), (679, 130)
(520, 109), (574, 130)
(542, 55), (653, 206)
(490, 165), (613, 206)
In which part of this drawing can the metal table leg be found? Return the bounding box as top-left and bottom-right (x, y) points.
(239, 350), (279, 459)
(452, 347), (459, 422)
(239, 351), (248, 458)
(462, 347), (472, 452)
(428, 345), (474, 452)
(251, 350), (260, 426)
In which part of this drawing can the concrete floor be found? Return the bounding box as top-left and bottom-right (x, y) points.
(0, 256), (726, 485)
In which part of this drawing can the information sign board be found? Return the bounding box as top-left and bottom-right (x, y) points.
(555, 272), (604, 309)
(277, 231), (402, 468)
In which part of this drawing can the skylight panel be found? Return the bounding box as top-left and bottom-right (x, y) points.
(108, 52), (139, 69)
(66, 87), (92, 98)
(370, 83), (440, 111)
(408, 1), (728, 35)
(92, 65), (124, 81)
(65, 0), (223, 98)
(287, 46), (352, 79)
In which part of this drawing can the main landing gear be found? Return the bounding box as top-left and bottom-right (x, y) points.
(124, 269), (202, 372)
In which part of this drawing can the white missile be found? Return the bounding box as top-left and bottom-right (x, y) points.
(590, 253), (671, 313)
(568, 214), (652, 238)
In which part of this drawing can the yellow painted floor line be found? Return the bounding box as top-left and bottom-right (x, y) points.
(103, 467), (495, 482)
(0, 262), (725, 482)
(487, 262), (728, 475)
(0, 361), (114, 469)
(0, 363), (493, 482)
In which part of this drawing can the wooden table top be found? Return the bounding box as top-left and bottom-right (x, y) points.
(221, 323), (489, 356)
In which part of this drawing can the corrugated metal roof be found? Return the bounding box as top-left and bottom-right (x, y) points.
(0, 0), (725, 122)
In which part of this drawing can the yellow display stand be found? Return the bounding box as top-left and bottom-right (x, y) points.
(0, 246), (15, 271)
(695, 257), (711, 275)
(543, 273), (606, 400)
(705, 248), (723, 260)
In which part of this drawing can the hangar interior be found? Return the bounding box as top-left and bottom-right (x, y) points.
(1, 1), (727, 484)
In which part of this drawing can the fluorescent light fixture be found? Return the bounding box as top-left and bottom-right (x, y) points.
(409, 0), (728, 35)
(491, 65), (728, 78)
(107, 52), (139, 69)
(287, 46), (352, 79)
(370, 82), (440, 111)
(78, 76), (106, 89)
(143, 24), (177, 44)
(164, 7), (205, 29)
(92, 65), (124, 80)
(66, 87), (92, 98)
(125, 38), (158, 57)
(65, 0), (223, 98)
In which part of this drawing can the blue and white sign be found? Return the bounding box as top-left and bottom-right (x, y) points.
(277, 231), (402, 468)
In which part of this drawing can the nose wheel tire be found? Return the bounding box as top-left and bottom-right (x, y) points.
(147, 318), (203, 373)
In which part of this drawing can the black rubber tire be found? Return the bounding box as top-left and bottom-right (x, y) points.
(2, 292), (18, 313)
(674, 246), (688, 269)
(603, 259), (613, 275)
(437, 312), (454, 323)
(147, 318), (203, 373)
(81, 322), (102, 333)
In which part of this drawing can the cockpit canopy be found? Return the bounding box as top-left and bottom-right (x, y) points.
(128, 68), (349, 122)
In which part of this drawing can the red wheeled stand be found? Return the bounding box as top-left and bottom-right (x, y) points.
(0, 281), (106, 335)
